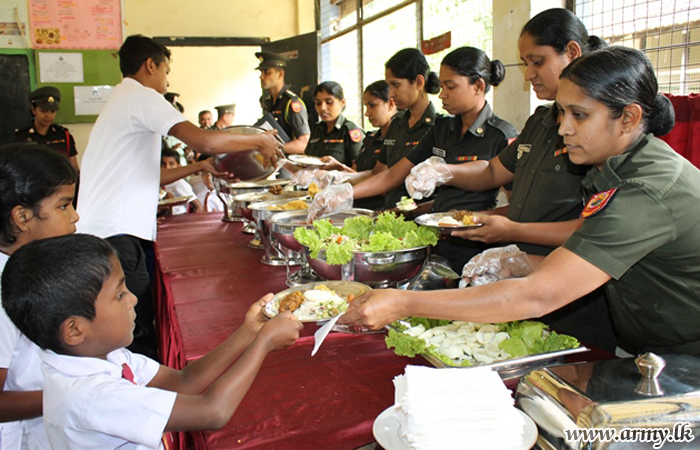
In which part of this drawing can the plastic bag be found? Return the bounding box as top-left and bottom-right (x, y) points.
(405, 156), (453, 200)
(306, 183), (354, 221)
(461, 245), (533, 287)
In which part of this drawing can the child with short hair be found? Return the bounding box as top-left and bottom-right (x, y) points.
(160, 147), (203, 214)
(1, 234), (301, 450)
(0, 142), (79, 450)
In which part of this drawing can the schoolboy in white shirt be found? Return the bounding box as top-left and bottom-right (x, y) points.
(1, 234), (301, 450)
(77, 35), (284, 360)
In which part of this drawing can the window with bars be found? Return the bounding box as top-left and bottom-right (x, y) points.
(575, 0), (700, 94)
(318, 0), (493, 128)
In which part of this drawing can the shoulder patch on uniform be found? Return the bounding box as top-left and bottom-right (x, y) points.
(349, 129), (362, 143)
(291, 100), (302, 113)
(581, 188), (618, 218)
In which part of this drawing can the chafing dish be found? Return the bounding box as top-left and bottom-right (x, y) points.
(269, 209), (373, 287)
(248, 198), (311, 266)
(304, 245), (429, 288)
(214, 178), (289, 223)
(233, 190), (308, 246)
(515, 353), (700, 449)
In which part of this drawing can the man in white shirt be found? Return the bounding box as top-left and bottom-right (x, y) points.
(77, 35), (282, 360)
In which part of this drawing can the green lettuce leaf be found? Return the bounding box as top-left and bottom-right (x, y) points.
(341, 215), (373, 241)
(324, 239), (355, 265)
(498, 338), (529, 357)
(314, 219), (342, 240)
(385, 328), (432, 358)
(360, 231), (403, 252)
(294, 227), (323, 255)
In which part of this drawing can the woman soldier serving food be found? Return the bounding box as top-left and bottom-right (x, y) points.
(340, 46), (700, 355)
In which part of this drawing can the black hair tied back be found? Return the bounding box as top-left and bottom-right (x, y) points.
(649, 93), (675, 137)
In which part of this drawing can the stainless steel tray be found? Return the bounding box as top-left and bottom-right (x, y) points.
(422, 346), (589, 380)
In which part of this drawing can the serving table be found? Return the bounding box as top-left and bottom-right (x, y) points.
(153, 212), (612, 450)
(153, 212), (424, 450)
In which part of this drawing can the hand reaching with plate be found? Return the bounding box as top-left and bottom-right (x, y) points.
(339, 289), (407, 331)
(240, 294), (274, 337)
(257, 311), (303, 351)
(320, 155), (350, 171)
(450, 213), (514, 243)
(405, 156), (453, 200)
(306, 182), (354, 222)
(198, 157), (238, 182)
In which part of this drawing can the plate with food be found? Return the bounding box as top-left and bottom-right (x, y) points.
(414, 210), (483, 231)
(386, 318), (586, 378)
(158, 195), (196, 207)
(264, 281), (371, 322)
(287, 154), (326, 168)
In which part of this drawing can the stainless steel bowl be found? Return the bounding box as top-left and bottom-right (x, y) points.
(269, 209), (373, 252)
(304, 246), (429, 288)
(214, 178), (289, 222)
(214, 126), (275, 181)
(248, 199), (312, 266)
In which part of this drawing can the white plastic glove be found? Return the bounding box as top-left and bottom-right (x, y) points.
(290, 169), (323, 188)
(461, 245), (533, 287)
(405, 156), (454, 200)
(306, 183), (354, 222)
(318, 170), (349, 190)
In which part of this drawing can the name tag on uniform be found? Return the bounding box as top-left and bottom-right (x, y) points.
(384, 139), (396, 146)
(432, 147), (446, 158)
(309, 138), (319, 144)
(517, 144), (531, 159)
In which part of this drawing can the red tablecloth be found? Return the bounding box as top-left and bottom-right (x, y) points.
(153, 213), (423, 450)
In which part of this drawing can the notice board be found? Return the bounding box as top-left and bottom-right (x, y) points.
(35, 49), (121, 123)
(28, 0), (121, 49)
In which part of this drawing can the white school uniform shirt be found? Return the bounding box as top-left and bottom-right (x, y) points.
(77, 77), (187, 241)
(0, 253), (51, 450)
(163, 179), (196, 215)
(189, 175), (224, 212)
(40, 348), (176, 450)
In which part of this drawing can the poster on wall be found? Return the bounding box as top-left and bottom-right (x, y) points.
(0, 4), (30, 49)
(74, 85), (112, 115)
(28, 0), (121, 49)
(39, 52), (83, 83)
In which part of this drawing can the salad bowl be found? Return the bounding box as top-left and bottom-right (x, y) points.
(304, 245), (429, 288)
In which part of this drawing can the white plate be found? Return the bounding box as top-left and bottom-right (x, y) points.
(158, 195), (195, 207)
(373, 405), (538, 450)
(414, 211), (484, 231)
(263, 281), (371, 322)
(287, 154), (326, 167)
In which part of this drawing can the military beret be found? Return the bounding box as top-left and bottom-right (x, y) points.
(214, 104), (236, 115)
(255, 51), (289, 70)
(30, 86), (61, 111)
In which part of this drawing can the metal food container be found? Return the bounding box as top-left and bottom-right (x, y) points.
(304, 245), (429, 288)
(214, 126), (276, 181)
(269, 209), (373, 287)
(248, 198), (312, 266)
(515, 353), (700, 449)
(234, 190), (308, 242)
(214, 178), (289, 223)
